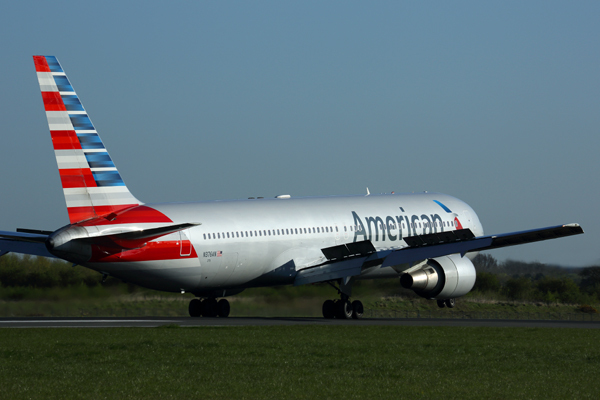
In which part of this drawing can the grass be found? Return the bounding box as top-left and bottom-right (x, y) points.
(1, 292), (599, 320)
(1, 278), (599, 319)
(0, 326), (599, 399)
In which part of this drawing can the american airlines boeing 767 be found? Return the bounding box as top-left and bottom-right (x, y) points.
(0, 56), (584, 319)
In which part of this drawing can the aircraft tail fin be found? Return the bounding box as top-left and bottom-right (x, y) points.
(33, 56), (141, 224)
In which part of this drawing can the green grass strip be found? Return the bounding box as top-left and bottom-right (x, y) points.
(0, 326), (599, 399)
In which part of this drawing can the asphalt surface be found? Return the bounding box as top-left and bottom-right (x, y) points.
(0, 317), (599, 329)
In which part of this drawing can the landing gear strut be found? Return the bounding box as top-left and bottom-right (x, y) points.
(436, 298), (456, 309)
(322, 280), (363, 320)
(188, 298), (230, 317)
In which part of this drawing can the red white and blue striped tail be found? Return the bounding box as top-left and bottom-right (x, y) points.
(33, 56), (141, 224)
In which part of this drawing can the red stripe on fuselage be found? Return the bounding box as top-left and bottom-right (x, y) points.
(90, 240), (197, 262)
(41, 91), (66, 111)
(33, 56), (51, 72)
(59, 168), (97, 188)
(51, 130), (82, 150)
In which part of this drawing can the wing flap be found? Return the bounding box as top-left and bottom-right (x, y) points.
(321, 240), (376, 260)
(294, 257), (366, 286)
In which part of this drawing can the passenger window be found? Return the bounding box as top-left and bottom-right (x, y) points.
(286, 229), (289, 235)
(254, 230), (257, 236)
(250, 231), (253, 237)
(218, 233), (221, 239)
(203, 234), (206, 240)
(344, 226), (347, 232)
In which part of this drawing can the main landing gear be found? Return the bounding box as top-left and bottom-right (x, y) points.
(322, 296), (363, 319)
(436, 298), (456, 308)
(322, 279), (363, 319)
(189, 298), (230, 317)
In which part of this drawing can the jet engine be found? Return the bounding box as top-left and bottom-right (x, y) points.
(400, 254), (476, 300)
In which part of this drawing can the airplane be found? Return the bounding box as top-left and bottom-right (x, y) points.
(0, 56), (584, 319)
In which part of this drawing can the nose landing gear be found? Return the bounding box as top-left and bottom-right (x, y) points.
(436, 298), (456, 308)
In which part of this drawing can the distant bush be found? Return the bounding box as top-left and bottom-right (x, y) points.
(503, 277), (532, 300)
(0, 254), (131, 301)
(535, 277), (582, 304)
(473, 272), (501, 293)
(577, 305), (598, 314)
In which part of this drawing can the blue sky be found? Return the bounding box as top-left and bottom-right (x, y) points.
(0, 1), (598, 266)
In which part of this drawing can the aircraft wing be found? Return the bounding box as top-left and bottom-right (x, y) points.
(0, 231), (56, 258)
(294, 224), (583, 286)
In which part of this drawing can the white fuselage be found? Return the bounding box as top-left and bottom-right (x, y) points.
(82, 192), (483, 295)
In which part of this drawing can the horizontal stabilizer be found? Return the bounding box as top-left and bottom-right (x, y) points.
(0, 231), (48, 243)
(17, 228), (54, 235)
(79, 222), (200, 249)
(0, 230), (56, 258)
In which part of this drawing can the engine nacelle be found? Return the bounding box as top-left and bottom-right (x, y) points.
(400, 254), (476, 300)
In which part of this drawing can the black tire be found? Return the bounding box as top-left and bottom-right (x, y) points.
(202, 298), (218, 317)
(437, 299), (446, 308)
(322, 299), (335, 319)
(217, 299), (230, 317)
(351, 300), (364, 319)
(188, 298), (202, 317)
(337, 300), (353, 319)
(445, 298), (456, 308)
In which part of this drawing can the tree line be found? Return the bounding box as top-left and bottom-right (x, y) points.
(1, 253), (600, 305)
(472, 253), (600, 305)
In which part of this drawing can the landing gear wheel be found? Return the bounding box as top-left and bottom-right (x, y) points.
(202, 298), (218, 317)
(322, 300), (335, 319)
(189, 298), (202, 317)
(337, 300), (353, 319)
(445, 298), (456, 308)
(351, 300), (364, 320)
(437, 300), (446, 309)
(217, 299), (230, 317)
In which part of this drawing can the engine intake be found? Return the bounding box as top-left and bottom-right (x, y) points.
(400, 254), (476, 300)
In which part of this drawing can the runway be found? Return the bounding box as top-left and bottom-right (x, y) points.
(1, 317), (599, 329)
